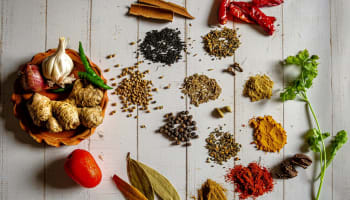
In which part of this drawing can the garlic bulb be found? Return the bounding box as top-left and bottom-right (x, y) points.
(42, 37), (74, 86)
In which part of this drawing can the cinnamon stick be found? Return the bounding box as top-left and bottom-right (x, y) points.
(129, 4), (174, 22)
(139, 0), (195, 19)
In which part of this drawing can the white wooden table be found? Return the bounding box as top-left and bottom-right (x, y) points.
(1, 0), (349, 199)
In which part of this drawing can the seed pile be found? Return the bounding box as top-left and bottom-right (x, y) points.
(205, 127), (241, 165)
(157, 111), (198, 146)
(243, 74), (274, 102)
(182, 74), (221, 107)
(203, 27), (240, 58)
(116, 65), (156, 115)
(140, 27), (185, 65)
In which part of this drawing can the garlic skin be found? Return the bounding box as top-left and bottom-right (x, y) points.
(42, 37), (74, 86)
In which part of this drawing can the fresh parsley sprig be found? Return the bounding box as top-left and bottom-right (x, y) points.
(281, 49), (347, 200)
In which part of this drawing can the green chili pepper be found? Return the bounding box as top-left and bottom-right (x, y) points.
(49, 84), (73, 93)
(79, 41), (102, 81)
(78, 42), (112, 90)
(78, 72), (113, 90)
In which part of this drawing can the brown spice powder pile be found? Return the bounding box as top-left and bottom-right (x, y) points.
(182, 74), (221, 107)
(243, 74), (274, 102)
(116, 66), (156, 114)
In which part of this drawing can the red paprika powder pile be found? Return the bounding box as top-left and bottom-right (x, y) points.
(225, 162), (274, 199)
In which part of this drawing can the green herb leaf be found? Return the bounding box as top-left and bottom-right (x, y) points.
(280, 49), (319, 102)
(326, 130), (348, 168)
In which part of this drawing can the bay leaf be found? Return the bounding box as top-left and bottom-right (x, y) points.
(130, 157), (181, 200)
(127, 155), (155, 200)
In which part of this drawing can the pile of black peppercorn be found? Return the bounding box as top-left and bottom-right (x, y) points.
(157, 111), (198, 146)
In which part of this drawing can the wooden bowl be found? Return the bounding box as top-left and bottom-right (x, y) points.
(11, 49), (108, 147)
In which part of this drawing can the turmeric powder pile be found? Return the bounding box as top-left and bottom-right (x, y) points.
(198, 179), (227, 200)
(249, 116), (287, 152)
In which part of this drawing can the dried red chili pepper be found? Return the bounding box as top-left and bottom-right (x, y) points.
(229, 4), (254, 24)
(248, 6), (275, 35)
(253, 0), (284, 7)
(219, 0), (230, 25)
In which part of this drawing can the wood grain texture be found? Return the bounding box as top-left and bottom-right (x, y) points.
(0, 0), (349, 200)
(283, 0), (332, 200)
(44, 0), (91, 199)
(331, 0), (350, 199)
(137, 0), (187, 199)
(0, 0), (46, 200)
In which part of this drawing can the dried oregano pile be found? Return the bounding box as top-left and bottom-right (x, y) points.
(205, 127), (241, 165)
(140, 28), (185, 65)
(157, 111), (198, 146)
(115, 65), (158, 117)
(202, 27), (240, 58)
(182, 74), (221, 106)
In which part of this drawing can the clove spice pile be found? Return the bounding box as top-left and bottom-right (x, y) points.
(157, 111), (198, 146)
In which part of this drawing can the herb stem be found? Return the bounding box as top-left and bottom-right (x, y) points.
(305, 95), (326, 200)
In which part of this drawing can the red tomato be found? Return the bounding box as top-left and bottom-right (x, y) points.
(64, 149), (102, 188)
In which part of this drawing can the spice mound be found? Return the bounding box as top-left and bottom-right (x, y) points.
(157, 111), (198, 146)
(116, 65), (156, 116)
(205, 127), (241, 165)
(202, 27), (240, 59)
(243, 74), (273, 102)
(198, 179), (227, 200)
(182, 74), (221, 107)
(140, 28), (185, 65)
(225, 162), (274, 199)
(249, 115), (287, 152)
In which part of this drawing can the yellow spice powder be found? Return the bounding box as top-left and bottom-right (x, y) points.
(249, 116), (287, 152)
(243, 74), (274, 102)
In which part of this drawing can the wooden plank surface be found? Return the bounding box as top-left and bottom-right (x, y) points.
(0, 0), (349, 200)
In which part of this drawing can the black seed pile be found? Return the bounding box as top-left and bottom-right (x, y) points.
(139, 28), (185, 65)
(157, 111), (198, 146)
